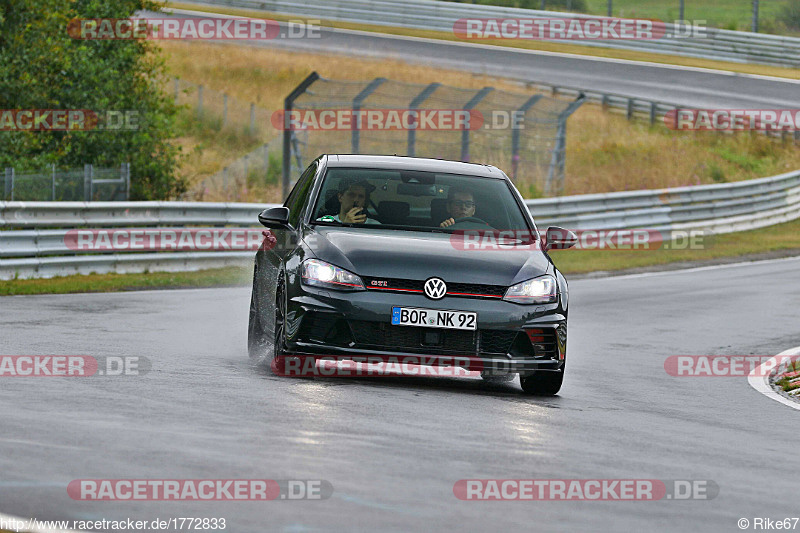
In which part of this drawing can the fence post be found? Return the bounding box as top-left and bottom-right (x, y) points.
(649, 102), (657, 125)
(607, 0), (612, 16)
(283, 72), (320, 200)
(263, 143), (270, 182)
(351, 77), (387, 154)
(460, 87), (493, 162)
(174, 77), (179, 103)
(198, 85), (204, 118)
(626, 98), (634, 120)
(223, 94), (228, 127)
(84, 164), (93, 201)
(223, 167), (228, 200)
(752, 0), (759, 33)
(250, 103), (256, 135)
(511, 94), (543, 182)
(243, 155), (249, 184)
(407, 82), (441, 157)
(545, 94), (585, 196)
(52, 163), (56, 200)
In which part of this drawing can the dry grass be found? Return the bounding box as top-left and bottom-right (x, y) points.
(159, 40), (800, 201)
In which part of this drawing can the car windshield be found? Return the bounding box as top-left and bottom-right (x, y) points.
(309, 167), (533, 239)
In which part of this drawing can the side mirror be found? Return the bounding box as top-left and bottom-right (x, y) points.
(544, 226), (577, 252)
(258, 207), (291, 229)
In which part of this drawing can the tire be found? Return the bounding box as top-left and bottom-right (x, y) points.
(247, 268), (269, 360)
(270, 279), (288, 375)
(519, 369), (564, 396)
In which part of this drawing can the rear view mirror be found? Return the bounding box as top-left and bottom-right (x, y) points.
(544, 226), (578, 251)
(258, 207), (291, 229)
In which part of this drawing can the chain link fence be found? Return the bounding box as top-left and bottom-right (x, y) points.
(282, 73), (584, 199)
(173, 77), (275, 139)
(2, 164), (130, 201)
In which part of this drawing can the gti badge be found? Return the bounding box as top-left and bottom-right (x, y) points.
(424, 277), (447, 300)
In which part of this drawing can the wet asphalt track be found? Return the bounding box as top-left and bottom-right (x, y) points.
(1, 256), (799, 532)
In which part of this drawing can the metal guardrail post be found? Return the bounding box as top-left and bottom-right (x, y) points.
(545, 93), (585, 196)
(84, 164), (93, 201)
(4, 167), (13, 201)
(752, 0), (759, 33)
(123, 162), (131, 200)
(283, 72), (320, 201)
(626, 98), (634, 120)
(351, 77), (387, 154)
(511, 94), (543, 181)
(649, 102), (657, 125)
(460, 87), (493, 162)
(174, 77), (179, 103)
(407, 82), (440, 157)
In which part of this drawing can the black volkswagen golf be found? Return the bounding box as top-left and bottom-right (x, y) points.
(248, 155), (576, 395)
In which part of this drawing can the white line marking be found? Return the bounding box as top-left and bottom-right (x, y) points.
(166, 6), (800, 84)
(748, 346), (800, 411)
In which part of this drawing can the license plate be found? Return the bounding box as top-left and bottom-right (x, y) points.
(391, 306), (477, 331)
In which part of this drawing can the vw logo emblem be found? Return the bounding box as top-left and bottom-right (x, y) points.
(424, 277), (447, 300)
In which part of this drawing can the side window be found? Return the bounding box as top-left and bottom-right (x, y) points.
(285, 162), (318, 227)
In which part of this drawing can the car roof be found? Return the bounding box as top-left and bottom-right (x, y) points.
(323, 155), (505, 179)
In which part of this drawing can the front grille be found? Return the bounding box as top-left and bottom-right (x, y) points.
(362, 277), (505, 299)
(349, 320), (517, 355)
(480, 330), (518, 354)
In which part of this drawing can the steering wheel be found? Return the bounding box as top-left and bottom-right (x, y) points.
(448, 216), (492, 228)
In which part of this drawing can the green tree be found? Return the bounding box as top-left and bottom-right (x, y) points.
(0, 0), (183, 199)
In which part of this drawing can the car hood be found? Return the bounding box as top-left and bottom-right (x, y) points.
(304, 227), (551, 286)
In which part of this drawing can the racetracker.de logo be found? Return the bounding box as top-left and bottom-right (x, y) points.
(453, 18), (666, 40)
(665, 109), (800, 131)
(0, 110), (139, 131)
(448, 229), (709, 251)
(271, 109), (484, 131)
(664, 355), (800, 377)
(68, 479), (333, 500)
(453, 479), (718, 500)
(64, 229), (271, 252)
(0, 356), (149, 377)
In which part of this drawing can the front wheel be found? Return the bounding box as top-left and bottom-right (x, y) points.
(247, 269), (269, 360)
(519, 369), (564, 396)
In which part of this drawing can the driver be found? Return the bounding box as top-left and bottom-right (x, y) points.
(440, 186), (476, 228)
(318, 178), (380, 224)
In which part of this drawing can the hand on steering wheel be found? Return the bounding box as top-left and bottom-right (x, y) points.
(440, 216), (490, 228)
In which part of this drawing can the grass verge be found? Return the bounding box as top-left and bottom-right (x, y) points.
(549, 216), (800, 274)
(0, 267), (251, 296)
(4, 216), (800, 295)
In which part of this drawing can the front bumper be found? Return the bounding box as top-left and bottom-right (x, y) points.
(282, 283), (567, 374)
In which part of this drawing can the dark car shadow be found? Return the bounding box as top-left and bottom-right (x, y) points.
(249, 357), (565, 405)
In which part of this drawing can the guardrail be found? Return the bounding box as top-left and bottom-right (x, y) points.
(180, 0), (800, 68)
(2, 168), (799, 279)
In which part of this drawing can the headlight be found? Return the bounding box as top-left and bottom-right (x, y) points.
(301, 259), (365, 291)
(503, 275), (557, 305)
